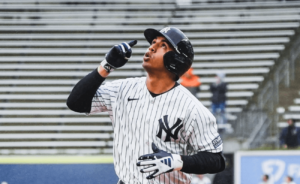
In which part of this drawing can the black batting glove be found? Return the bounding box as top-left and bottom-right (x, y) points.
(100, 40), (137, 73)
(136, 142), (183, 180)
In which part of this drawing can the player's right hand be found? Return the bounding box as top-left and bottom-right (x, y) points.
(136, 143), (183, 179)
(101, 40), (137, 73)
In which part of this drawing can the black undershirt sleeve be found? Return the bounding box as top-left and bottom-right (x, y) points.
(66, 68), (106, 113)
(180, 151), (226, 174)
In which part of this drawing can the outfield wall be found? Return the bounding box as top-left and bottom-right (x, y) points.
(0, 156), (118, 184)
(235, 151), (300, 184)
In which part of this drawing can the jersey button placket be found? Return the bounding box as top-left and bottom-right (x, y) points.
(144, 120), (149, 145)
(145, 99), (153, 145)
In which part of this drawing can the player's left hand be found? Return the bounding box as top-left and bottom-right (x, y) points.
(101, 40), (137, 73)
(136, 142), (183, 180)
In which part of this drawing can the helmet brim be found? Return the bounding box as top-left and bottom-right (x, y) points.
(144, 28), (177, 50)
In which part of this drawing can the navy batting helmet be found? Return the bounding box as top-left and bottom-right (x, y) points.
(144, 27), (194, 80)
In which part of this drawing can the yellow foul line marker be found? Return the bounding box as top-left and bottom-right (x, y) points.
(0, 156), (114, 164)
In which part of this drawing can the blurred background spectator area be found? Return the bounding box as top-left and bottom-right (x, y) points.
(0, 0), (299, 163)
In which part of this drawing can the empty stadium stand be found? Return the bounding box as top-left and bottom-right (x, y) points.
(278, 91), (300, 127)
(1, 0), (300, 154)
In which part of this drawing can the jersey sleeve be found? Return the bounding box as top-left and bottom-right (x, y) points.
(187, 108), (223, 153)
(88, 79), (123, 114)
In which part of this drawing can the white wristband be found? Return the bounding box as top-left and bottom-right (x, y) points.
(100, 59), (115, 73)
(172, 154), (183, 171)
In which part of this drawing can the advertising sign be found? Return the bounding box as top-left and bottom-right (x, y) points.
(235, 151), (300, 184)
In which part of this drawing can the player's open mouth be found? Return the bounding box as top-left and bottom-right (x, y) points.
(143, 52), (150, 62)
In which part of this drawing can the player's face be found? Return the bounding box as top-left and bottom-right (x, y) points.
(143, 36), (174, 71)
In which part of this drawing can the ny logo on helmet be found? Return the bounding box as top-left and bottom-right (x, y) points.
(160, 27), (171, 34)
(156, 115), (183, 142)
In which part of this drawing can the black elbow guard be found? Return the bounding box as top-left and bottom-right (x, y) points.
(66, 95), (92, 113)
(181, 151), (226, 174)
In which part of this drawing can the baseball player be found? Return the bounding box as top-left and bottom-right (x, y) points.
(67, 27), (225, 184)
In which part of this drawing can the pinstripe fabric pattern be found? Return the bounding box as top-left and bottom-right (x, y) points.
(89, 77), (222, 184)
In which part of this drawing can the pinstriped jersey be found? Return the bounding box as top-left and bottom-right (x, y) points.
(89, 77), (223, 184)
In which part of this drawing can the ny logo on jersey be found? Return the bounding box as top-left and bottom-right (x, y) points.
(160, 27), (171, 34)
(156, 115), (183, 142)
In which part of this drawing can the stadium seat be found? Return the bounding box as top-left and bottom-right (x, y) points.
(0, 133), (112, 139)
(0, 125), (112, 131)
(0, 117), (111, 123)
